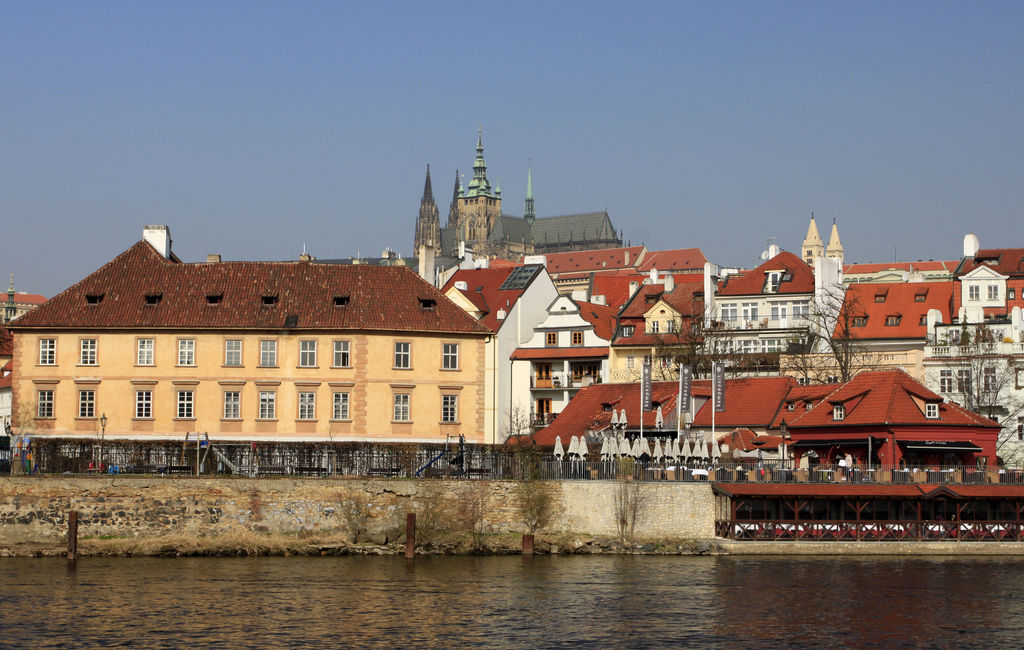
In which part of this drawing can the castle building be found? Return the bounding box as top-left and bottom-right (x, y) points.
(416, 131), (623, 260)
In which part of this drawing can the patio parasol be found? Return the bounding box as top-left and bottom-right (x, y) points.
(599, 437), (610, 461)
(578, 437), (590, 460)
(680, 438), (692, 461)
(655, 405), (664, 429)
(568, 436), (579, 460)
(554, 436), (564, 461)
(652, 438), (664, 462)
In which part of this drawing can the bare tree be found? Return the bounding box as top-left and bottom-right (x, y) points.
(784, 283), (873, 384)
(612, 478), (649, 542)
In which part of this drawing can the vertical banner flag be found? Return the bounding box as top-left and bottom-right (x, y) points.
(713, 362), (726, 412)
(678, 364), (692, 413)
(641, 361), (653, 412)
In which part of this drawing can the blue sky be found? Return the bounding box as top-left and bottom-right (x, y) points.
(3, 1), (1022, 297)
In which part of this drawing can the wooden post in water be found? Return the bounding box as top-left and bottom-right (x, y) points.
(522, 533), (534, 556)
(67, 511), (78, 561)
(405, 513), (416, 559)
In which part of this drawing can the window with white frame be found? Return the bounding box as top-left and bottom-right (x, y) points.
(298, 391), (316, 420)
(833, 404), (845, 421)
(761, 339), (786, 353)
(260, 340), (277, 367)
(741, 303), (759, 322)
(259, 391), (276, 419)
(621, 325), (635, 337)
(925, 403), (939, 419)
(666, 319), (676, 333)
(770, 304), (788, 321)
(299, 340), (317, 367)
(443, 343), (459, 369)
(37, 390), (54, 418)
(939, 369), (953, 393)
(78, 390), (95, 418)
(394, 342), (411, 368)
(393, 393), (410, 421)
(178, 339), (195, 366)
(792, 304), (809, 319)
(956, 369), (972, 393)
(80, 339), (97, 365)
(38, 339), (56, 365)
(720, 304), (737, 322)
(137, 339), (154, 365)
(649, 320), (659, 333)
(441, 395), (458, 423)
(333, 392), (350, 420)
(988, 284), (999, 301)
(333, 340), (350, 367)
(177, 390), (194, 419)
(224, 339), (242, 366)
(983, 366), (996, 391)
(223, 391), (240, 419)
(135, 390), (152, 419)
(968, 285), (980, 301)
(626, 355), (635, 369)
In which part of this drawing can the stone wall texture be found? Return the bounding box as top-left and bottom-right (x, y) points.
(0, 477), (716, 547)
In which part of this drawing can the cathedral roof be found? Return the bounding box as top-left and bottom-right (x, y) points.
(529, 211), (618, 247)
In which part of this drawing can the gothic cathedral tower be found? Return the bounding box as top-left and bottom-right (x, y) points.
(414, 165), (441, 253)
(456, 130), (502, 248)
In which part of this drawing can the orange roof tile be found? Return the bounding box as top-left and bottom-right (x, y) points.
(637, 248), (707, 273)
(841, 282), (954, 340)
(540, 246), (645, 275)
(442, 266), (540, 332)
(957, 249), (1024, 277)
(510, 346), (609, 360)
(844, 261), (957, 275)
(718, 251), (814, 296)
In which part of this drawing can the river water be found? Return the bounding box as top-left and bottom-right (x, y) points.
(2, 555), (1024, 647)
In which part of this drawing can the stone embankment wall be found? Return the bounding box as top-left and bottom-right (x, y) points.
(0, 477), (715, 547)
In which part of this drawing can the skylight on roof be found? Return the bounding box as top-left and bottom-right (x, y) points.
(499, 265), (542, 291)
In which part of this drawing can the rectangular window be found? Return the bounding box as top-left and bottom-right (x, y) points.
(298, 391), (316, 420)
(666, 320), (676, 333)
(178, 339), (195, 366)
(135, 391), (152, 419)
(885, 315), (901, 326)
(80, 339), (97, 365)
(546, 332), (557, 346)
(393, 393), (410, 421)
(1009, 289), (1016, 300)
(571, 331), (584, 346)
(939, 369), (953, 393)
(224, 339), (242, 366)
(988, 285), (999, 301)
(78, 390), (95, 419)
(983, 366), (997, 391)
(223, 391), (240, 419)
(260, 340), (277, 367)
(333, 340), (351, 367)
(968, 285), (980, 301)
(39, 339), (56, 365)
(833, 405), (845, 421)
(299, 340), (317, 367)
(259, 391), (276, 419)
(37, 390), (54, 418)
(852, 317), (868, 327)
(741, 303), (759, 321)
(137, 339), (154, 365)
(926, 403), (939, 419)
(621, 325), (635, 337)
(441, 395), (458, 423)
(720, 304), (738, 322)
(394, 342), (411, 368)
(649, 320), (659, 333)
(626, 355), (635, 369)
(957, 369), (972, 393)
(442, 343), (459, 369)
(177, 390), (194, 419)
(333, 392), (350, 420)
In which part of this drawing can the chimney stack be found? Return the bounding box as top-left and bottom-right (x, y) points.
(143, 225), (172, 259)
(206, 254), (221, 263)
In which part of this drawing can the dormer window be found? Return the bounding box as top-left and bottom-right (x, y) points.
(919, 315), (927, 325)
(262, 295), (278, 306)
(833, 404), (845, 421)
(852, 317), (868, 327)
(885, 315), (901, 326)
(875, 292), (887, 303)
(85, 294), (104, 305)
(649, 320), (660, 333)
(206, 294), (222, 305)
(144, 294), (162, 306)
(333, 295), (350, 307)
(915, 292), (927, 303)
(621, 325), (635, 337)
(419, 298), (436, 310)
(787, 402), (796, 411)
(766, 272), (782, 293)
(926, 403), (939, 419)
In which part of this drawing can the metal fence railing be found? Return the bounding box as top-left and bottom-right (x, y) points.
(717, 520), (1024, 542)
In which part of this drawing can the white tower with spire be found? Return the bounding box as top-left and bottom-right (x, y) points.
(801, 213), (824, 264)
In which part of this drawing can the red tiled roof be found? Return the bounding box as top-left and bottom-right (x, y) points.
(840, 282), (954, 340)
(510, 346), (609, 360)
(576, 301), (619, 341)
(957, 249), (1024, 277)
(787, 369), (1000, 429)
(591, 272), (649, 310)
(714, 483), (1024, 498)
(540, 246), (646, 275)
(613, 282), (704, 346)
(11, 241), (491, 336)
(442, 266), (536, 331)
(718, 251), (814, 296)
(637, 248), (707, 273)
(7, 292), (48, 305)
(844, 261), (957, 275)
(690, 376), (796, 428)
(0, 326), (11, 357)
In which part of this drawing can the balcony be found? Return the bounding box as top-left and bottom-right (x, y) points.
(927, 342), (1024, 358)
(715, 316), (809, 331)
(531, 373), (600, 390)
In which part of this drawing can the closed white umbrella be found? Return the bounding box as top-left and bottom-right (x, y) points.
(652, 439), (664, 462)
(554, 436), (564, 461)
(568, 436), (579, 459)
(636, 437), (651, 459)
(711, 436), (722, 462)
(619, 409), (627, 430)
(600, 436), (610, 461)
(671, 438), (682, 461)
(694, 435), (707, 461)
(681, 438), (692, 461)
(619, 436), (631, 457)
(611, 409), (620, 427)
(579, 437), (589, 459)
(656, 405), (664, 429)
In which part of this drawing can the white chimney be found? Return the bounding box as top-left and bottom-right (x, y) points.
(571, 289), (588, 302)
(649, 268), (658, 283)
(206, 254), (221, 263)
(963, 232), (980, 258)
(628, 281), (639, 298)
(143, 225), (172, 259)
(591, 295), (607, 305)
(418, 243), (436, 286)
(767, 243), (780, 259)
(664, 274), (674, 292)
(496, 308), (507, 321)
(455, 280), (468, 291)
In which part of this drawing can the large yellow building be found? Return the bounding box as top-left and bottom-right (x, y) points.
(9, 227), (491, 443)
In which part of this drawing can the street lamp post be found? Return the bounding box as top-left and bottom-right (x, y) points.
(99, 413), (107, 470)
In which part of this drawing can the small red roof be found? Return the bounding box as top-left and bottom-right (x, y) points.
(577, 301), (620, 341)
(637, 248), (707, 273)
(7, 291), (48, 306)
(690, 376), (796, 428)
(510, 346), (609, 360)
(442, 266), (541, 332)
(840, 282), (954, 340)
(591, 272), (654, 310)
(957, 249), (1024, 277)
(718, 251), (814, 296)
(540, 246), (646, 275)
(12, 241), (491, 336)
(844, 261), (957, 275)
(0, 326), (11, 357)
(787, 369), (1000, 429)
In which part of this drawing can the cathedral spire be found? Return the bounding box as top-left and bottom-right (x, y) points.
(826, 218), (844, 263)
(524, 163), (535, 226)
(421, 164), (434, 204)
(414, 164), (440, 253)
(448, 169), (461, 227)
(801, 212), (824, 264)
(465, 127), (493, 197)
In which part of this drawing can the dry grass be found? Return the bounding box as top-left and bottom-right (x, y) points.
(81, 526), (353, 557)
